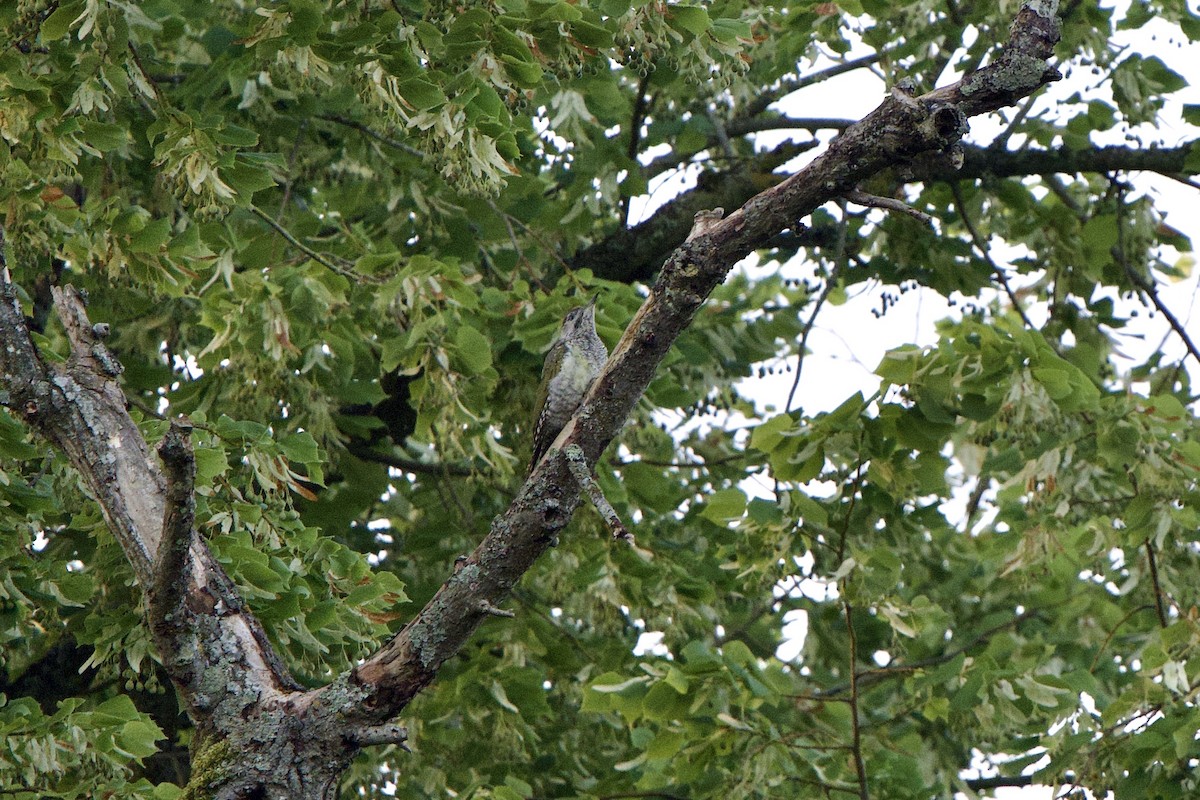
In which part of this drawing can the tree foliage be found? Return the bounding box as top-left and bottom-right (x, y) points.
(0, 0), (1198, 798)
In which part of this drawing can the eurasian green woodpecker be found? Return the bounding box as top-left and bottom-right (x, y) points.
(529, 297), (607, 474)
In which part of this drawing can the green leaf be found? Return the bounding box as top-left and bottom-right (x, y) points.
(40, 3), (83, 40)
(669, 7), (710, 36)
(398, 77), (447, 111)
(79, 120), (128, 151)
(701, 487), (746, 524)
(116, 719), (164, 759)
(453, 325), (493, 375)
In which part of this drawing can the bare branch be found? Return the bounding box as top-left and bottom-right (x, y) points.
(844, 188), (933, 223)
(346, 723), (410, 748)
(565, 444), (633, 543)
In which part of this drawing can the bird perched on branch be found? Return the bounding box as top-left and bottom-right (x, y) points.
(529, 297), (608, 475)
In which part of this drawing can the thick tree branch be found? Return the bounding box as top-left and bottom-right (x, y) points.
(578, 137), (1197, 285)
(572, 141), (816, 283)
(349, 0), (1063, 719)
(0, 240), (318, 793)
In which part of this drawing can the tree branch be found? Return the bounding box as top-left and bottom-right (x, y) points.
(347, 442), (474, 477)
(0, 243), (300, 736)
(150, 419), (197, 628)
(844, 602), (870, 800)
(1144, 539), (1170, 628)
(348, 0), (1064, 719)
(817, 608), (1041, 698)
(950, 182), (1038, 331)
(578, 137), (1197, 286)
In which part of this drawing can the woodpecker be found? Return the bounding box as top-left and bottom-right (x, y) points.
(529, 297), (607, 474)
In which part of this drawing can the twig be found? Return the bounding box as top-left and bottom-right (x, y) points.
(965, 776), (1035, 791)
(1125, 266), (1200, 368)
(613, 453), (743, 469)
(1088, 603), (1156, 672)
(1144, 540), (1169, 628)
(1159, 172), (1200, 191)
(1113, 180), (1200, 369)
(951, 183), (1038, 331)
(150, 419), (196, 625)
(741, 53), (881, 119)
(248, 205), (362, 280)
(729, 116), (857, 135)
(819, 608), (1041, 698)
(622, 73), (652, 227)
(478, 600), (516, 618)
(488, 201), (571, 271)
(277, 119), (309, 221)
(989, 94), (1037, 151)
(843, 188), (933, 224)
(564, 444), (633, 542)
(346, 443), (473, 476)
(347, 723), (410, 748)
(844, 602), (869, 800)
(1042, 173), (1085, 216)
(318, 113), (426, 158)
(784, 247), (844, 415)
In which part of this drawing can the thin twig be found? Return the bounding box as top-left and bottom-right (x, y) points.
(1144, 540), (1169, 628)
(783, 268), (838, 416)
(488, 203), (572, 271)
(248, 205), (363, 280)
(622, 73), (652, 227)
(1158, 172), (1200, 191)
(741, 53), (881, 119)
(346, 443), (473, 476)
(1125, 267), (1200, 368)
(844, 189), (933, 224)
(819, 608), (1040, 698)
(844, 602), (869, 800)
(277, 119), (309, 221)
(989, 94), (1037, 151)
(951, 183), (1038, 331)
(1088, 603), (1156, 672)
(1112, 180), (1200, 368)
(784, 200), (849, 417)
(318, 113), (426, 158)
